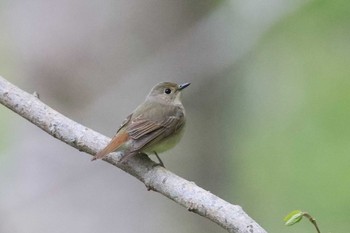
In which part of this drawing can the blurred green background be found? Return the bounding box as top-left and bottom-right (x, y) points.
(1, 1), (349, 233)
(229, 1), (350, 233)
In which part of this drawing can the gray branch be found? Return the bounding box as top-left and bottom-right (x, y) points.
(0, 76), (267, 233)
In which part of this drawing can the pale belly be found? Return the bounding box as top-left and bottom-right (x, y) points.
(144, 126), (185, 154)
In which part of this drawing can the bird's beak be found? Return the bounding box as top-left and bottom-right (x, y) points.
(178, 82), (191, 91)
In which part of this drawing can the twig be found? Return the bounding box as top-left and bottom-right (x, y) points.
(0, 76), (267, 233)
(303, 212), (321, 233)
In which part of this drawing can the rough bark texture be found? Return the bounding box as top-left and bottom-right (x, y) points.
(0, 76), (267, 233)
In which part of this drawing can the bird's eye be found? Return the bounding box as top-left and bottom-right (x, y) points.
(164, 88), (172, 94)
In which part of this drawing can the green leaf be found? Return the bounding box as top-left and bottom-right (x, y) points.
(284, 210), (304, 226)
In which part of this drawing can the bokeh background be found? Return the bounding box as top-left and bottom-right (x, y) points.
(0, 0), (349, 232)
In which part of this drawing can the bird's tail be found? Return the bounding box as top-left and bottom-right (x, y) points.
(91, 132), (129, 161)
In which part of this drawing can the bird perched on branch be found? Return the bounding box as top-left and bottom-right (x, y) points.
(92, 82), (190, 166)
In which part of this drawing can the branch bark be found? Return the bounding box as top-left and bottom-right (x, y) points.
(0, 76), (267, 233)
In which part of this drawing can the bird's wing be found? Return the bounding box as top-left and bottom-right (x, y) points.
(127, 106), (185, 152)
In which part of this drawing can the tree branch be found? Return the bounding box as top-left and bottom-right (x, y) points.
(0, 76), (267, 233)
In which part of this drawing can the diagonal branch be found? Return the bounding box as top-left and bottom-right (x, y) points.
(0, 76), (267, 233)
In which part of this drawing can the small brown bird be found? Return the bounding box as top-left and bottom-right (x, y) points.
(92, 82), (190, 165)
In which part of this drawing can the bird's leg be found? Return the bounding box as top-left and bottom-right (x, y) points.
(153, 151), (165, 168)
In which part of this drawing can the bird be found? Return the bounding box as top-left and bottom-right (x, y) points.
(91, 82), (190, 166)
